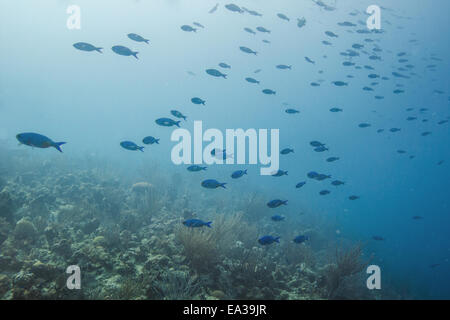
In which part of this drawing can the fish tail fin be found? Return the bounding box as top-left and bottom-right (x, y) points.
(138, 146), (144, 152)
(275, 237), (280, 243)
(144, 40), (149, 44)
(53, 142), (66, 153)
(285, 171), (288, 175)
(202, 101), (206, 105)
(132, 52), (139, 59)
(202, 167), (207, 171)
(205, 221), (212, 228)
(155, 139), (160, 144)
(256, 81), (260, 84)
(244, 169), (247, 175)
(223, 74), (227, 79)
(253, 52), (258, 55)
(95, 47), (103, 53)
(283, 200), (288, 205)
(220, 183), (227, 189)
(183, 116), (187, 121)
(175, 121), (181, 127)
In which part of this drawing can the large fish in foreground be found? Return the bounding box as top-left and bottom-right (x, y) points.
(16, 132), (66, 152)
(112, 45), (139, 59)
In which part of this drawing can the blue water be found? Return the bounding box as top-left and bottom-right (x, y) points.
(0, 0), (449, 299)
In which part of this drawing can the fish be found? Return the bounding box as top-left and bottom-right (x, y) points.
(187, 165), (207, 172)
(271, 170), (288, 177)
(142, 136), (159, 145)
(218, 63), (231, 69)
(240, 46), (257, 55)
(231, 169), (247, 179)
(319, 190), (330, 195)
(349, 195), (360, 200)
(244, 27), (256, 35)
(358, 123), (371, 128)
(120, 141), (144, 152)
(390, 128), (401, 133)
(183, 219), (212, 228)
(127, 33), (149, 44)
(285, 108), (300, 114)
(16, 132), (66, 152)
(271, 215), (285, 222)
(372, 236), (385, 241)
(310, 82), (320, 87)
(206, 68), (227, 78)
(191, 97), (206, 105)
(338, 21), (356, 27)
(322, 40), (332, 46)
(262, 89), (276, 95)
(412, 216), (424, 220)
(193, 22), (205, 29)
(342, 61), (355, 67)
(305, 57), (315, 64)
(262, 40), (270, 44)
(209, 3), (219, 14)
(267, 199), (288, 208)
(293, 235), (309, 244)
(201, 179), (226, 189)
(326, 157), (340, 162)
(181, 25), (196, 32)
(297, 17), (306, 28)
(332, 81), (348, 86)
(258, 235), (280, 245)
(314, 146), (328, 152)
(276, 65), (292, 70)
(111, 45), (138, 59)
(277, 13), (290, 21)
(225, 3), (244, 13)
(245, 77), (260, 84)
(330, 107), (343, 112)
(155, 118), (180, 127)
(310, 141), (326, 148)
(170, 110), (187, 121)
(280, 148), (294, 155)
(325, 31), (338, 38)
(73, 42), (102, 53)
(256, 26), (271, 33)
(331, 180), (345, 186)
(242, 7), (262, 16)
(296, 181), (306, 188)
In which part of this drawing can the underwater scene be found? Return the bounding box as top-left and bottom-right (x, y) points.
(0, 0), (449, 301)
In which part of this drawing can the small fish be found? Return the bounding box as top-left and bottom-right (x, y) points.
(349, 195), (360, 200)
(73, 42), (102, 53)
(315, 174), (331, 181)
(310, 141), (326, 148)
(271, 215), (285, 222)
(181, 25), (197, 32)
(293, 235), (309, 244)
(280, 148), (294, 155)
(155, 118), (180, 127)
(322, 40), (332, 46)
(170, 110), (187, 121)
(314, 146), (328, 152)
(326, 157), (340, 162)
(142, 136), (159, 145)
(240, 46), (257, 55)
(193, 22), (204, 29)
(225, 3), (244, 13)
(331, 180), (345, 186)
(258, 235), (280, 245)
(358, 123), (371, 128)
(254, 69), (262, 73)
(310, 82), (320, 87)
(112, 45), (138, 59)
(277, 13), (290, 21)
(231, 169), (247, 179)
(276, 65), (292, 70)
(127, 33), (149, 44)
(330, 107), (343, 112)
(372, 236), (385, 241)
(206, 68), (227, 78)
(325, 31), (338, 38)
(332, 81), (348, 87)
(218, 63), (231, 69)
(245, 77), (260, 84)
(242, 7), (262, 16)
(187, 165), (207, 172)
(412, 216), (424, 220)
(297, 17), (306, 28)
(267, 199), (288, 208)
(319, 190), (330, 195)
(271, 170), (288, 177)
(16, 133), (66, 152)
(296, 181), (306, 188)
(285, 108), (300, 114)
(201, 179), (226, 189)
(183, 219), (212, 228)
(209, 3), (219, 14)
(342, 61), (355, 67)
(191, 97), (206, 105)
(421, 131), (432, 136)
(244, 27), (256, 35)
(305, 57), (315, 64)
(256, 26), (271, 33)
(120, 141), (144, 152)
(390, 128), (401, 133)
(262, 89), (276, 95)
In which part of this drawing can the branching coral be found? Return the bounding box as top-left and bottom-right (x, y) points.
(150, 270), (201, 300)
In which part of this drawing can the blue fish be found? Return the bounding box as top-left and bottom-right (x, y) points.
(201, 179), (226, 189)
(262, 89), (276, 95)
(296, 181), (306, 188)
(183, 219), (212, 228)
(206, 68), (227, 78)
(73, 42), (102, 53)
(191, 97), (206, 105)
(231, 169), (247, 179)
(271, 215), (285, 222)
(293, 235), (309, 244)
(181, 25), (197, 32)
(267, 199), (288, 208)
(112, 45), (138, 59)
(280, 148), (294, 155)
(16, 132), (66, 153)
(127, 33), (149, 44)
(170, 110), (187, 121)
(187, 165), (207, 172)
(155, 118), (180, 127)
(120, 141), (144, 152)
(142, 136), (159, 145)
(272, 170), (288, 177)
(258, 235), (280, 245)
